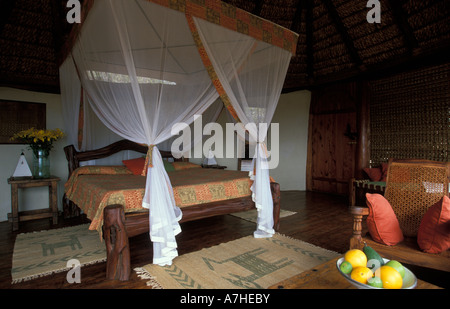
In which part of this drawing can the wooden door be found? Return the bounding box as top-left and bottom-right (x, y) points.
(306, 82), (359, 195)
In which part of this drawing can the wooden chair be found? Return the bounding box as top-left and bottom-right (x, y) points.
(349, 159), (450, 272)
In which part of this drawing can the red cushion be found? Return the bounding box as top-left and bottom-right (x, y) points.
(363, 167), (382, 181)
(417, 196), (450, 254)
(380, 163), (388, 182)
(366, 193), (404, 246)
(122, 157), (145, 175)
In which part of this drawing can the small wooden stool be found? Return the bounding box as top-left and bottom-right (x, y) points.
(7, 176), (60, 231)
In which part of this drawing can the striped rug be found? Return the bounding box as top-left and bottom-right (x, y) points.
(11, 224), (106, 283)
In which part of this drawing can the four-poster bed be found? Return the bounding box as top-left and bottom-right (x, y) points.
(63, 139), (281, 280)
(59, 0), (298, 280)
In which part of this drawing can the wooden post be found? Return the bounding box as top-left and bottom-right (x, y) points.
(349, 206), (369, 250)
(103, 204), (131, 281)
(10, 182), (19, 231)
(49, 179), (58, 225)
(349, 178), (356, 206)
(355, 81), (370, 179)
(271, 182), (281, 231)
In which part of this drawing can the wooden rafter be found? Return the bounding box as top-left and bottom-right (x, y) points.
(305, 0), (314, 79)
(252, 0), (264, 16)
(0, 0), (16, 35)
(386, 0), (419, 54)
(50, 1), (64, 66)
(322, 0), (363, 68)
(290, 0), (303, 34)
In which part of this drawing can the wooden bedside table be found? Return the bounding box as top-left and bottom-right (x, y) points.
(7, 176), (60, 231)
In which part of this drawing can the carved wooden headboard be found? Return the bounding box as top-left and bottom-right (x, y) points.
(64, 139), (186, 177)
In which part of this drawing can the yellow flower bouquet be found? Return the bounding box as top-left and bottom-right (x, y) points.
(11, 128), (65, 157)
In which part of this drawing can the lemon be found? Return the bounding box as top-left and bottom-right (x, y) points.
(385, 260), (405, 278)
(350, 266), (373, 284)
(339, 260), (353, 274)
(379, 265), (403, 289)
(344, 249), (367, 268)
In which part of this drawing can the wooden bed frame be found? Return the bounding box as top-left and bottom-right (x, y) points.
(63, 140), (281, 281)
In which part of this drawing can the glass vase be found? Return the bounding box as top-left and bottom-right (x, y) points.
(32, 149), (50, 178)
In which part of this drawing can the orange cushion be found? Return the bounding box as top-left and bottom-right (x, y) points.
(366, 193), (404, 246)
(363, 167), (382, 181)
(417, 196), (450, 254)
(122, 157), (145, 175)
(380, 163), (388, 182)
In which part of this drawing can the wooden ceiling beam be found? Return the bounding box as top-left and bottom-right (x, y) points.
(0, 0), (16, 35)
(290, 0), (303, 34)
(50, 0), (64, 67)
(322, 0), (363, 68)
(386, 0), (419, 54)
(305, 0), (314, 79)
(252, 0), (264, 16)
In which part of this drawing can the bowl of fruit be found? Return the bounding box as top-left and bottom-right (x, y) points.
(337, 244), (417, 289)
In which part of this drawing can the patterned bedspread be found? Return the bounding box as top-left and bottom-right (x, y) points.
(64, 165), (252, 232)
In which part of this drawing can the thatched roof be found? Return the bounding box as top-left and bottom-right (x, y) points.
(0, 0), (449, 93)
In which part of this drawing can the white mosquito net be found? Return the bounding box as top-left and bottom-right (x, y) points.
(60, 0), (298, 266)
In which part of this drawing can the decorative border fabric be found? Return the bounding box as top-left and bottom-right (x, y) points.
(60, 0), (298, 65)
(154, 0), (299, 55)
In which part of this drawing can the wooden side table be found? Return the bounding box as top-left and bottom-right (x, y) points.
(7, 176), (60, 231)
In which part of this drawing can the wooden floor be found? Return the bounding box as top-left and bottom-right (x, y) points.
(0, 191), (447, 289)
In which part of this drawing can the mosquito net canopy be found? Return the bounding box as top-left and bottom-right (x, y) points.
(60, 0), (298, 266)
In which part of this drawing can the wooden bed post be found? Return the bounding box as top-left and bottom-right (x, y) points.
(103, 205), (131, 281)
(271, 182), (281, 231)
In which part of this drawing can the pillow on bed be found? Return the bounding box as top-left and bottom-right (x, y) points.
(366, 193), (404, 246)
(122, 157), (145, 175)
(172, 162), (201, 170)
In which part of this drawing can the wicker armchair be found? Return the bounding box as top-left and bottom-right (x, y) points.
(349, 159), (450, 272)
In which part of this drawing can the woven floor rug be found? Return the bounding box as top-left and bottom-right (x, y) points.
(11, 224), (106, 283)
(135, 233), (338, 289)
(230, 209), (296, 223)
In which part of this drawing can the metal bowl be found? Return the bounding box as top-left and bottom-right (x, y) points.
(336, 257), (417, 289)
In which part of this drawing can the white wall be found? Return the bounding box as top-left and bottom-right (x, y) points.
(269, 90), (311, 190)
(0, 87), (68, 222)
(193, 90), (311, 191)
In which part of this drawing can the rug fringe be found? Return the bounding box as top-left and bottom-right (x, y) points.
(134, 267), (163, 289)
(11, 257), (107, 284)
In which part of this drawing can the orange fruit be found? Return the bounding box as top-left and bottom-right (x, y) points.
(344, 249), (367, 268)
(385, 260), (405, 278)
(379, 265), (403, 289)
(351, 266), (373, 284)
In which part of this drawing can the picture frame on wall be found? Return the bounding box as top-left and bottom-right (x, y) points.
(0, 100), (46, 144)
